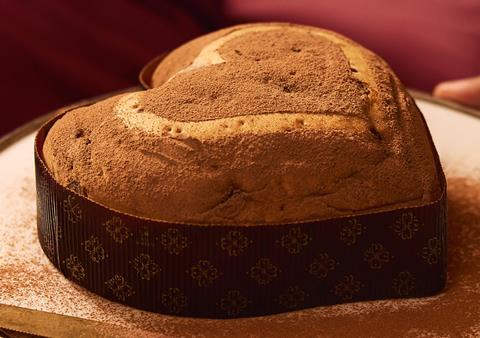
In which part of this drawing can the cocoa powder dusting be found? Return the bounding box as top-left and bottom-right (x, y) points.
(1, 132), (480, 337)
(145, 29), (370, 122)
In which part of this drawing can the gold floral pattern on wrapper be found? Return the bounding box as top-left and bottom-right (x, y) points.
(36, 192), (45, 223)
(392, 271), (416, 296)
(189, 260), (219, 287)
(278, 227), (312, 254)
(219, 230), (251, 257)
(42, 233), (55, 261)
(56, 226), (63, 240)
(219, 290), (249, 316)
(136, 226), (153, 247)
(131, 253), (160, 280)
(334, 275), (362, 301)
(394, 212), (422, 240)
(103, 216), (131, 244)
(364, 243), (391, 270)
(307, 253), (336, 279)
(422, 237), (441, 265)
(63, 195), (82, 223)
(340, 219), (365, 245)
(105, 275), (135, 301)
(82, 236), (106, 263)
(248, 258), (280, 285)
(159, 228), (189, 255)
(278, 286), (306, 310)
(64, 254), (85, 281)
(161, 288), (188, 314)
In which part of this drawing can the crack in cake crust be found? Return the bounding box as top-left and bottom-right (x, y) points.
(115, 92), (371, 141)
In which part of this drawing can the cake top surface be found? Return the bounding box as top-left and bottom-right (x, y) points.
(127, 23), (407, 150)
(148, 24), (370, 122)
(42, 23), (441, 224)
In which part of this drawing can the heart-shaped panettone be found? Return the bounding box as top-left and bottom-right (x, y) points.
(36, 22), (446, 318)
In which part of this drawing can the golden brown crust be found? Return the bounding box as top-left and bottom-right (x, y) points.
(43, 23), (441, 224)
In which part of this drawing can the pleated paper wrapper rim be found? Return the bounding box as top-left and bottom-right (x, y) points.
(34, 108), (447, 319)
(139, 53), (168, 89)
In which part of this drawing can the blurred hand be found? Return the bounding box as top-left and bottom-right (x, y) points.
(433, 76), (480, 110)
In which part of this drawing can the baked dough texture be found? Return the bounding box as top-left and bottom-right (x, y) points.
(43, 23), (441, 224)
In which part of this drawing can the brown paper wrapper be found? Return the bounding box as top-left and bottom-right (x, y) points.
(34, 110), (447, 318)
(139, 54), (168, 89)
